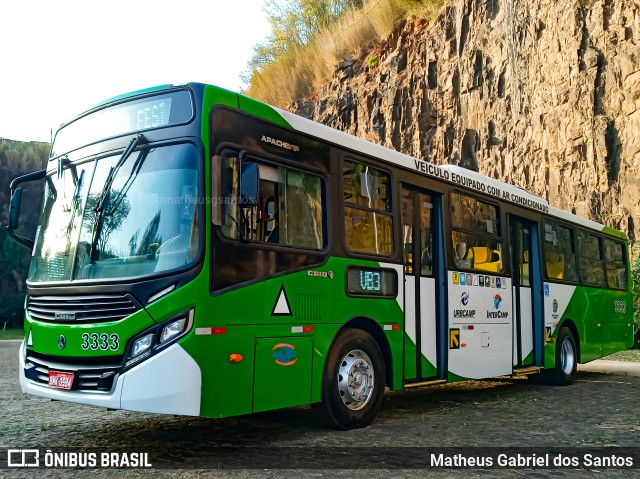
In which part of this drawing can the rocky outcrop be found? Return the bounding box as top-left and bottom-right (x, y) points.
(293, 0), (640, 240)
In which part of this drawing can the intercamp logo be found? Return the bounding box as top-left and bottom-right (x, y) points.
(7, 449), (39, 467)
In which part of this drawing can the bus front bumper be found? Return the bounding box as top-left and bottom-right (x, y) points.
(18, 340), (202, 416)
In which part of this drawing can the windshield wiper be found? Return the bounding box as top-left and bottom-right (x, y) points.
(89, 134), (146, 262)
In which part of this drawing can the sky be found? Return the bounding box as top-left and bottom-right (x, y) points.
(0, 0), (272, 143)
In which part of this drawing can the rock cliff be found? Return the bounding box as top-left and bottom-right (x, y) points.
(292, 0), (640, 240)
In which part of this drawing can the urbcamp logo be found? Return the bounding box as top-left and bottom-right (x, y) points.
(272, 343), (298, 366)
(493, 294), (502, 310)
(553, 299), (559, 313)
(461, 291), (470, 306)
(57, 335), (66, 350)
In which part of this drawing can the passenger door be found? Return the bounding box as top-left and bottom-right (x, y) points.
(401, 186), (445, 383)
(509, 216), (543, 368)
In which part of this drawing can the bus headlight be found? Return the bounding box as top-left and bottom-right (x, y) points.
(160, 318), (187, 345)
(123, 310), (194, 371)
(132, 334), (154, 357)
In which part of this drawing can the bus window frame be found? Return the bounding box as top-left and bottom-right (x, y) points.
(542, 220), (580, 285)
(27, 137), (207, 287)
(576, 229), (607, 287)
(340, 156), (396, 260)
(214, 144), (330, 255)
(448, 189), (506, 275)
(603, 238), (629, 291)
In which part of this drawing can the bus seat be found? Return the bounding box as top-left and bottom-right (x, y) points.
(471, 246), (490, 264)
(454, 242), (468, 260)
(546, 252), (564, 279)
(470, 247), (501, 272)
(454, 242), (473, 269)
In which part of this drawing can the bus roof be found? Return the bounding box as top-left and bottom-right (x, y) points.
(270, 104), (625, 240)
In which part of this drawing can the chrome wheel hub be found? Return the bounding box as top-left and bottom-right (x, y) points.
(337, 349), (375, 411)
(561, 337), (575, 375)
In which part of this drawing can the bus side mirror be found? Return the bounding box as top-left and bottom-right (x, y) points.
(9, 187), (23, 230)
(7, 168), (46, 249)
(240, 162), (259, 209)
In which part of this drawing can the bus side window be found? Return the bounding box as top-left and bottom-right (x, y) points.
(219, 153), (324, 250)
(544, 222), (578, 282)
(577, 230), (605, 286)
(343, 160), (393, 256)
(604, 239), (628, 289)
(450, 192), (502, 273)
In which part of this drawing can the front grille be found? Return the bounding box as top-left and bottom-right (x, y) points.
(24, 350), (122, 393)
(27, 294), (140, 323)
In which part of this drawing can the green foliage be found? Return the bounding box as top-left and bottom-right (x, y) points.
(366, 53), (380, 67)
(244, 0), (445, 105)
(0, 294), (26, 330)
(248, 0), (360, 74)
(0, 138), (50, 328)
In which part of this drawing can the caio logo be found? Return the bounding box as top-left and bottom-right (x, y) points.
(7, 449), (40, 467)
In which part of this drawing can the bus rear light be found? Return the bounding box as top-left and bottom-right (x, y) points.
(229, 354), (244, 363)
(383, 324), (401, 331)
(212, 327), (226, 335)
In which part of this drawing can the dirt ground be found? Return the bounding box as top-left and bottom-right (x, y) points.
(1, 340), (639, 478)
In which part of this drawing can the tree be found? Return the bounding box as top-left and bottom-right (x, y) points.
(248, 0), (360, 73)
(83, 190), (131, 258)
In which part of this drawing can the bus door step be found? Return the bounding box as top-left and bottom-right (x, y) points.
(511, 366), (541, 377)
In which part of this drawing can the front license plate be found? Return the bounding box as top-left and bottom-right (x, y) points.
(48, 371), (74, 390)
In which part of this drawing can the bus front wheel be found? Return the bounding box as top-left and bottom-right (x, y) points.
(312, 328), (385, 430)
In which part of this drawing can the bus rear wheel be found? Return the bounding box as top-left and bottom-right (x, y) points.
(312, 328), (385, 430)
(532, 326), (577, 385)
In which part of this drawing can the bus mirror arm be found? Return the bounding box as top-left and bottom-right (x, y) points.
(7, 168), (47, 249)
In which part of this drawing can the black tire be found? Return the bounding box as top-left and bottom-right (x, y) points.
(530, 326), (577, 385)
(311, 328), (386, 430)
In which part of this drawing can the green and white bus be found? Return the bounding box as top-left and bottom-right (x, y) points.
(9, 83), (633, 429)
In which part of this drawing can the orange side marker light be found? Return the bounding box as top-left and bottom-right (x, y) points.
(229, 354), (244, 363)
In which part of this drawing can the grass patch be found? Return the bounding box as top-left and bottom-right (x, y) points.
(0, 328), (24, 340)
(246, 0), (445, 107)
(602, 349), (640, 363)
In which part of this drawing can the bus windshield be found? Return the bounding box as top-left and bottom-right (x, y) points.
(28, 142), (201, 283)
